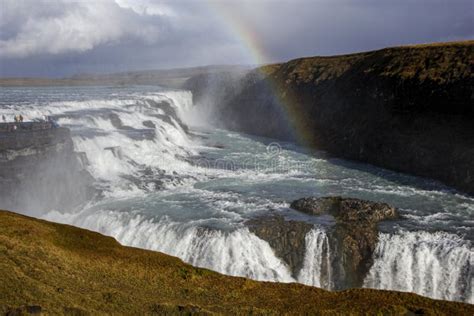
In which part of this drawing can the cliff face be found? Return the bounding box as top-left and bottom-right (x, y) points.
(1, 210), (472, 315)
(0, 126), (94, 214)
(186, 41), (474, 194)
(246, 197), (399, 290)
(291, 197), (398, 289)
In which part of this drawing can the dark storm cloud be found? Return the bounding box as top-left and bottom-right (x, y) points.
(244, 0), (474, 61)
(0, 0), (472, 77)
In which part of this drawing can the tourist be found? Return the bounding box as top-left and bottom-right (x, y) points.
(19, 114), (24, 122)
(49, 116), (59, 128)
(2, 115), (5, 122)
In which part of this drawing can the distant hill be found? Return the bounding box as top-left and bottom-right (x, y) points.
(1, 210), (472, 315)
(0, 65), (250, 88)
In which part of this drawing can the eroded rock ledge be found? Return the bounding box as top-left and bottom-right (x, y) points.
(246, 196), (399, 289)
(247, 215), (313, 277)
(0, 126), (94, 214)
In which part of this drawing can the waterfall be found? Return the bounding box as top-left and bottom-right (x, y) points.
(45, 209), (295, 283)
(297, 228), (332, 289)
(10, 86), (469, 304)
(363, 231), (473, 303)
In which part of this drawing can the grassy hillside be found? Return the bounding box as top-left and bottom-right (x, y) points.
(276, 41), (472, 85)
(1, 210), (472, 315)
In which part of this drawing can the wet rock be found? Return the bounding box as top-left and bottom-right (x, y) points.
(0, 127), (96, 214)
(245, 197), (398, 289)
(108, 113), (123, 129)
(291, 196), (398, 223)
(292, 196), (398, 289)
(246, 214), (312, 277)
(142, 120), (156, 128)
(146, 100), (190, 133)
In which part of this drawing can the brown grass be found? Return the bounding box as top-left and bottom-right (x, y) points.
(0, 210), (472, 315)
(263, 40), (473, 85)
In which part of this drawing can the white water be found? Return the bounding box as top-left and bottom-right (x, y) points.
(365, 231), (473, 303)
(1, 85), (472, 303)
(44, 208), (295, 282)
(298, 228), (332, 289)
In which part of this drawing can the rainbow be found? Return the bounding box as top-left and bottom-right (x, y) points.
(206, 2), (317, 149)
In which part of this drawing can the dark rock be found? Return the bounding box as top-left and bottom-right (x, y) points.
(145, 100), (190, 134)
(108, 113), (123, 129)
(292, 196), (398, 289)
(245, 197), (398, 289)
(185, 42), (474, 195)
(246, 214), (312, 277)
(290, 196), (340, 216)
(142, 120), (156, 128)
(0, 127), (96, 214)
(108, 113), (133, 130)
(291, 196), (398, 223)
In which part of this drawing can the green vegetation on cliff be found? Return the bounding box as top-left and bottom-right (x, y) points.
(1, 210), (473, 315)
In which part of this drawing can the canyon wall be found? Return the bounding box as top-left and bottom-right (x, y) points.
(0, 125), (94, 215)
(185, 41), (474, 194)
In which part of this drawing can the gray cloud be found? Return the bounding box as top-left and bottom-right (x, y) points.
(0, 0), (472, 77)
(0, 0), (169, 58)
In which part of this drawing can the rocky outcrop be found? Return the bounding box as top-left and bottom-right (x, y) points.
(185, 41), (474, 195)
(246, 197), (398, 289)
(290, 196), (398, 223)
(0, 125), (94, 214)
(292, 197), (398, 288)
(246, 215), (312, 277)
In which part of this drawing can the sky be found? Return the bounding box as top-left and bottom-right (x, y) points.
(0, 0), (473, 77)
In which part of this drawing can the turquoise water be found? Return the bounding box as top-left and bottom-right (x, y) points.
(1, 85), (472, 303)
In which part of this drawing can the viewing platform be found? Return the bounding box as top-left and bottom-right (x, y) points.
(0, 121), (56, 133)
(0, 121), (68, 151)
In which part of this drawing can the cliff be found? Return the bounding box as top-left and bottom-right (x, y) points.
(1, 210), (472, 315)
(247, 197), (399, 290)
(0, 124), (94, 214)
(186, 41), (474, 194)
